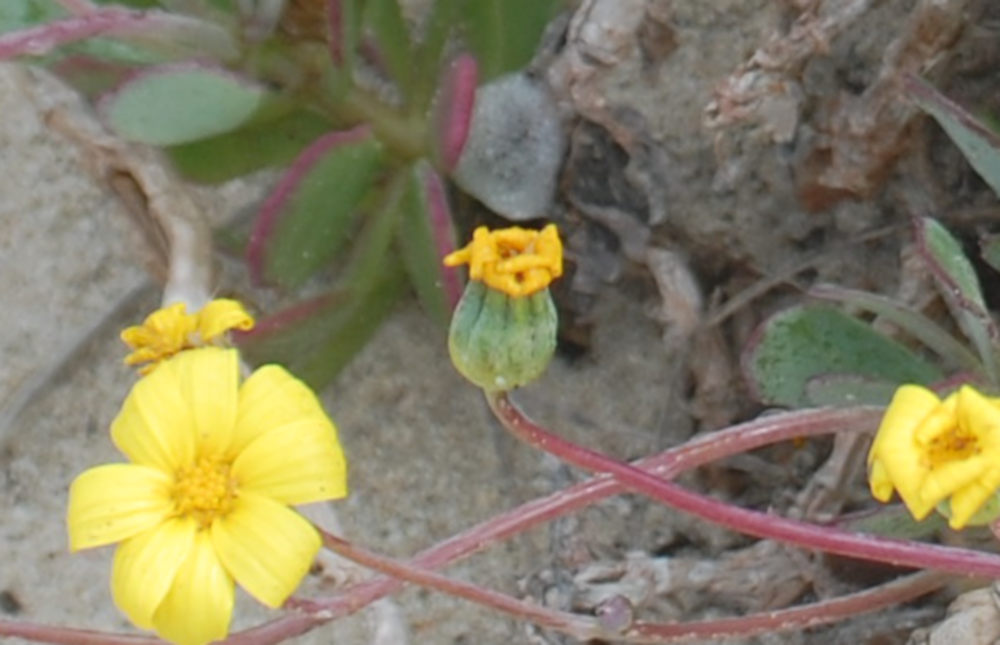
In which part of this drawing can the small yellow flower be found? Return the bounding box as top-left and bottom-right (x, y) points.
(67, 348), (348, 645)
(444, 224), (563, 297)
(868, 384), (1000, 529)
(121, 299), (254, 374)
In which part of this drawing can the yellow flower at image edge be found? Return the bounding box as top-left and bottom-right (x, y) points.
(868, 384), (1000, 529)
(67, 348), (348, 645)
(121, 299), (254, 374)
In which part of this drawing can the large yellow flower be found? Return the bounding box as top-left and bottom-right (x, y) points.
(868, 384), (1000, 529)
(121, 299), (254, 374)
(67, 347), (348, 645)
(444, 224), (563, 297)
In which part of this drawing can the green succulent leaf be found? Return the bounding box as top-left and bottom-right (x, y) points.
(247, 126), (385, 288)
(396, 161), (460, 326)
(167, 109), (333, 183)
(363, 0), (415, 100)
(458, 0), (563, 80)
(906, 74), (1000, 199)
(743, 305), (942, 407)
(237, 264), (405, 389)
(101, 63), (269, 145)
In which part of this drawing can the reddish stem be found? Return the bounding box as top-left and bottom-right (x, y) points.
(486, 391), (1000, 578)
(320, 530), (949, 643)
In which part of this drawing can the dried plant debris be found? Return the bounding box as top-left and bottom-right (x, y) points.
(907, 586), (1000, 645)
(706, 0), (972, 209)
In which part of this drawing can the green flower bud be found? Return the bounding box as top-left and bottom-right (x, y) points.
(448, 280), (557, 391)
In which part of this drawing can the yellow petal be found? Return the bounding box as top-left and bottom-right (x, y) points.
(868, 385), (940, 464)
(957, 385), (1000, 439)
(67, 464), (174, 550)
(197, 299), (254, 342)
(231, 364), (332, 457)
(919, 455), (988, 508)
(152, 531), (234, 645)
(867, 458), (895, 502)
(177, 348), (239, 456)
(950, 472), (1000, 529)
(112, 518), (197, 630)
(112, 354), (198, 471)
(233, 419), (347, 505)
(211, 492), (320, 607)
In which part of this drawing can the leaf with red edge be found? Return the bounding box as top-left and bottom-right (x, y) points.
(0, 7), (238, 62)
(236, 265), (405, 389)
(328, 0), (363, 69)
(247, 125), (384, 288)
(914, 216), (999, 382)
(429, 53), (477, 172)
(396, 161), (461, 325)
(906, 74), (1000, 198)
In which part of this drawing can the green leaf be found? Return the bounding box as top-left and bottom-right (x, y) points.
(396, 161), (459, 325)
(363, 0), (415, 100)
(166, 109), (333, 183)
(981, 232), (1000, 275)
(803, 374), (900, 407)
(458, 0), (562, 80)
(101, 63), (269, 145)
(0, 1), (64, 32)
(248, 126), (385, 288)
(295, 267), (404, 387)
(915, 217), (999, 382)
(906, 74), (1000, 198)
(743, 305), (943, 407)
(809, 283), (982, 374)
(411, 0), (457, 105)
(838, 505), (946, 541)
(238, 264), (405, 389)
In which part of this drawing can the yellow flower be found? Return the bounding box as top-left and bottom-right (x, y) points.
(868, 384), (1000, 529)
(121, 299), (254, 374)
(67, 348), (348, 645)
(444, 224), (563, 297)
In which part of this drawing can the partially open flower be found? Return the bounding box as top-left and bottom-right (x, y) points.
(444, 225), (562, 391)
(121, 299), (254, 374)
(67, 347), (347, 645)
(868, 384), (1000, 529)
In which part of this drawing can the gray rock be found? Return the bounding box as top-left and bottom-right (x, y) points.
(451, 72), (565, 220)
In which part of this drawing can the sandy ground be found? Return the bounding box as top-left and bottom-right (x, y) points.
(2, 0), (995, 643)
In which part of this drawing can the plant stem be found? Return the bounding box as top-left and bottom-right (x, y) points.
(319, 531), (606, 640)
(330, 87), (426, 160)
(485, 391), (1000, 578)
(0, 621), (156, 645)
(320, 530), (950, 643)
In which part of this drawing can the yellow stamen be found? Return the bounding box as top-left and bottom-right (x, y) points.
(173, 456), (237, 529)
(444, 224), (563, 297)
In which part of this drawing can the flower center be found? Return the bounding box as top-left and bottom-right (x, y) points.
(924, 424), (980, 467)
(173, 456), (237, 528)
